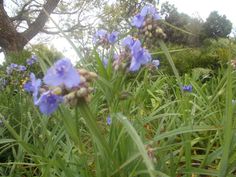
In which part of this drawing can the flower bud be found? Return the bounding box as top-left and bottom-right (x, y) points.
(148, 32), (152, 38)
(64, 91), (76, 101)
(79, 76), (86, 84)
(78, 68), (89, 75)
(76, 87), (88, 97)
(88, 87), (94, 93)
(147, 25), (152, 31)
(89, 72), (98, 79)
(146, 17), (152, 24)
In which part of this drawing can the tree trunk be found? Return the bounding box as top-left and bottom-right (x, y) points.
(0, 0), (60, 54)
(0, 2), (27, 54)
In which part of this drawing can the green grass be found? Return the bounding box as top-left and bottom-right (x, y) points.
(0, 41), (236, 177)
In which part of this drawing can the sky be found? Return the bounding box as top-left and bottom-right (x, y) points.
(160, 0), (236, 25)
(1, 0), (235, 65)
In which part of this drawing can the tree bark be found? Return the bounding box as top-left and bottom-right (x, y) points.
(0, 0), (60, 54)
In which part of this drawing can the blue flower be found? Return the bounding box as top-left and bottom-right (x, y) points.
(131, 13), (145, 28)
(93, 29), (108, 44)
(122, 36), (135, 49)
(107, 116), (112, 125)
(27, 55), (37, 65)
(35, 91), (63, 115)
(140, 5), (160, 20)
(18, 65), (27, 71)
(10, 63), (18, 68)
(24, 73), (41, 102)
(129, 40), (151, 71)
(6, 63), (18, 74)
(108, 31), (119, 44)
(182, 85), (193, 92)
(44, 58), (80, 89)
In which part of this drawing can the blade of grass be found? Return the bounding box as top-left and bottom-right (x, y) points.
(116, 113), (167, 177)
(218, 66), (233, 176)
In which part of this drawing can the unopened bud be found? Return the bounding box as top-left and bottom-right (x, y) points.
(76, 87), (88, 97)
(65, 91), (76, 100)
(88, 87), (94, 93)
(146, 17), (152, 24)
(88, 72), (97, 79)
(143, 26), (148, 32)
(79, 76), (86, 84)
(85, 95), (91, 102)
(147, 25), (152, 31)
(78, 68), (89, 75)
(148, 32), (152, 38)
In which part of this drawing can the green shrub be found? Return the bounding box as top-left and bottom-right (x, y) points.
(157, 38), (236, 75)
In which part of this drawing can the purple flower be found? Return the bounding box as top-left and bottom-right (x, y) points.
(129, 40), (151, 71)
(18, 65), (27, 71)
(10, 63), (18, 68)
(131, 13), (145, 28)
(108, 31), (119, 44)
(107, 116), (112, 125)
(44, 58), (80, 89)
(122, 36), (135, 49)
(24, 73), (41, 102)
(182, 85), (193, 92)
(27, 55), (37, 65)
(140, 5), (160, 20)
(93, 29), (108, 44)
(35, 91), (63, 115)
(152, 60), (160, 68)
(6, 63), (18, 74)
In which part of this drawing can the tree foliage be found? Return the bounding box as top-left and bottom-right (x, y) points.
(202, 11), (232, 39)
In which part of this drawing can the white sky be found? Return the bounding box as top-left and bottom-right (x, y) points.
(161, 0), (236, 25)
(1, 0), (236, 65)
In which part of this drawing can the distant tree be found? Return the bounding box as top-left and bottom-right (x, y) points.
(160, 2), (191, 45)
(202, 11), (232, 39)
(185, 15), (204, 46)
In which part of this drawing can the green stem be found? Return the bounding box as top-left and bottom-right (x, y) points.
(158, 40), (182, 90)
(77, 101), (112, 160)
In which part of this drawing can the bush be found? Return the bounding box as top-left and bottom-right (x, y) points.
(158, 38), (236, 75)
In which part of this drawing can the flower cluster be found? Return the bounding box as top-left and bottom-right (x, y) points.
(24, 58), (97, 115)
(6, 63), (26, 74)
(131, 4), (166, 42)
(6, 55), (38, 75)
(113, 36), (152, 71)
(93, 29), (119, 48)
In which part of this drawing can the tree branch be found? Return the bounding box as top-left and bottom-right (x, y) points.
(22, 0), (60, 43)
(10, 0), (33, 22)
(41, 23), (87, 34)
